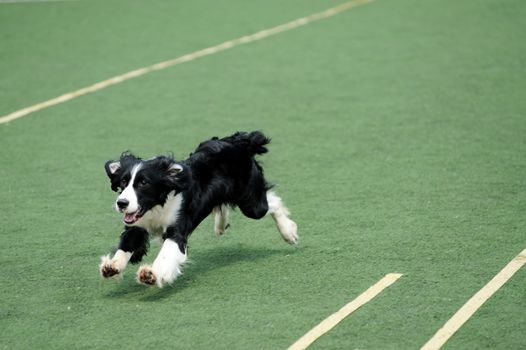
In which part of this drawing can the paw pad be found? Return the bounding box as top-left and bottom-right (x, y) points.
(101, 264), (120, 278)
(138, 266), (157, 285)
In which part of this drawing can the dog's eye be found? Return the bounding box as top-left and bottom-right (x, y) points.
(138, 179), (148, 187)
(120, 179), (128, 188)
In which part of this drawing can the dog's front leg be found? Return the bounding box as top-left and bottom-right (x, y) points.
(100, 227), (149, 278)
(137, 231), (187, 288)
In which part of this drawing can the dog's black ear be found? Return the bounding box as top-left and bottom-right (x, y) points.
(104, 160), (121, 192)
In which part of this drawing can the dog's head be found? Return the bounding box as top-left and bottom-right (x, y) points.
(104, 152), (187, 225)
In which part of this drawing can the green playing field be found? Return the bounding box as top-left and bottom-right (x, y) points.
(1, 0), (525, 349)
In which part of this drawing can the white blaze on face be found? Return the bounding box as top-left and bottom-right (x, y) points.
(116, 163), (142, 214)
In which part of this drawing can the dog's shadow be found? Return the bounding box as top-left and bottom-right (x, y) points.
(104, 244), (295, 301)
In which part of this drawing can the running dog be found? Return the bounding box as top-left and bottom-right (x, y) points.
(99, 131), (298, 287)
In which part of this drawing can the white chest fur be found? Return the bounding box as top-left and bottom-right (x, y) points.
(136, 191), (183, 234)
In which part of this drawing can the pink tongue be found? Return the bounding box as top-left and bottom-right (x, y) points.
(124, 213), (136, 222)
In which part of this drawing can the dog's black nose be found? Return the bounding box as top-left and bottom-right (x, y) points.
(117, 199), (129, 210)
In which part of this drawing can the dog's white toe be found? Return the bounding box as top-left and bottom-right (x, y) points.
(99, 255), (123, 278)
(137, 264), (158, 286)
(278, 219), (298, 245)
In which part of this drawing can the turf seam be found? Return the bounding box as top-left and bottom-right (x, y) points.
(0, 0), (79, 3)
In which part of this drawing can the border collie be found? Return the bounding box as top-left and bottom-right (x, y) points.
(99, 131), (298, 287)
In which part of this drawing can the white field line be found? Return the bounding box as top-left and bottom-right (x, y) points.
(421, 247), (526, 350)
(288, 273), (403, 350)
(0, 0), (374, 125)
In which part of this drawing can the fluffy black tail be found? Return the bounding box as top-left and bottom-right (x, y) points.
(226, 131), (271, 155)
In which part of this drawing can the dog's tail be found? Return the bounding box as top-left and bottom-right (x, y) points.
(227, 131), (271, 155)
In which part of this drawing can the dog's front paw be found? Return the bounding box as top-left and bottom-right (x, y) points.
(99, 255), (122, 278)
(137, 265), (157, 286)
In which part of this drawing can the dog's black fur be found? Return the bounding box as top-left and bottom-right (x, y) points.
(102, 131), (285, 282)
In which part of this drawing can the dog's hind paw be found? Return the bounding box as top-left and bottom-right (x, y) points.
(137, 265), (157, 286)
(99, 255), (122, 278)
(279, 219), (298, 245)
(215, 223), (231, 236)
(213, 205), (230, 236)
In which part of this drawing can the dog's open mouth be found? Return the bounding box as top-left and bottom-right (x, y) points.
(123, 208), (144, 225)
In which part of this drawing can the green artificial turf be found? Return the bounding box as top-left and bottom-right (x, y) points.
(1, 0), (525, 349)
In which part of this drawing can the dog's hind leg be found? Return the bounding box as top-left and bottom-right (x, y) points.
(266, 191), (298, 245)
(213, 205), (230, 236)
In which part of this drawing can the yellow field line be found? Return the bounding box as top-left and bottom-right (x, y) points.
(0, 0), (374, 125)
(288, 273), (403, 350)
(421, 248), (526, 350)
